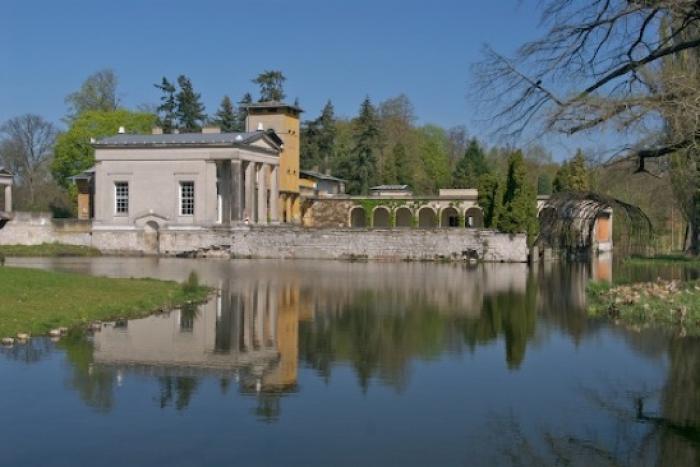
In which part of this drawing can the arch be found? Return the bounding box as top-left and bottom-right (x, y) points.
(144, 220), (160, 255)
(349, 207), (366, 228)
(395, 207), (413, 228)
(372, 206), (390, 228)
(440, 207), (460, 227)
(465, 207), (484, 228)
(418, 207), (438, 229)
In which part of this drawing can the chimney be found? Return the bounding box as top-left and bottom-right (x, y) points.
(151, 126), (163, 135)
(257, 122), (264, 131)
(312, 165), (320, 172)
(325, 168), (332, 176)
(202, 126), (221, 134)
(118, 126), (125, 134)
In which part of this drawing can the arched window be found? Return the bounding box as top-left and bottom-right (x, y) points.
(350, 207), (366, 228)
(395, 207), (413, 228)
(418, 207), (438, 228)
(440, 207), (460, 227)
(465, 207), (484, 228)
(373, 207), (390, 228)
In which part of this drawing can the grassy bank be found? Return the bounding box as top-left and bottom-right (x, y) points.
(0, 266), (209, 338)
(587, 279), (700, 335)
(0, 243), (101, 258)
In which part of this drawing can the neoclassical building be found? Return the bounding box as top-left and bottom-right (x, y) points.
(89, 102), (303, 232)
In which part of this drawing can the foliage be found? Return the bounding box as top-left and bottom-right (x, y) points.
(253, 70), (286, 102)
(175, 75), (207, 132)
(537, 173), (553, 195)
(51, 109), (157, 187)
(452, 138), (489, 188)
(416, 125), (451, 193)
(65, 69), (119, 120)
(0, 266), (209, 337)
(182, 271), (201, 294)
(0, 243), (101, 257)
(213, 95), (237, 132)
(554, 150), (589, 193)
(236, 92), (253, 132)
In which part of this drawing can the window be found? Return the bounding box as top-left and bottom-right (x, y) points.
(180, 181), (195, 215)
(115, 182), (129, 214)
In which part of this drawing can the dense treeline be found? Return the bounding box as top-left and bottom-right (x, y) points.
(0, 67), (684, 249)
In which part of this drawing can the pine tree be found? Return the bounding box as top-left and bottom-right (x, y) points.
(316, 100), (337, 172)
(252, 70), (286, 102)
(301, 119), (321, 169)
(347, 97), (381, 194)
(553, 149), (589, 192)
(497, 150), (539, 242)
(175, 75), (206, 132)
(214, 96), (237, 132)
(154, 77), (177, 133)
(236, 93), (252, 132)
(453, 138), (489, 188)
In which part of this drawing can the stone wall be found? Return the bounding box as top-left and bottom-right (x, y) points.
(0, 212), (92, 246)
(0, 213), (528, 262)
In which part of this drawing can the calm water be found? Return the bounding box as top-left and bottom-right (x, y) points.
(1, 257), (699, 466)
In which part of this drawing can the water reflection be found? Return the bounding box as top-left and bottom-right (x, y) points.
(3, 257), (700, 465)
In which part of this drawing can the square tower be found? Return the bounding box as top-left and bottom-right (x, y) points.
(245, 101), (303, 223)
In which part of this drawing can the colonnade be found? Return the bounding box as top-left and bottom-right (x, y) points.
(218, 160), (279, 225)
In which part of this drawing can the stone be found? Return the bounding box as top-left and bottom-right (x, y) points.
(2, 337), (14, 346)
(48, 329), (61, 337)
(58, 327), (68, 335)
(16, 333), (30, 341)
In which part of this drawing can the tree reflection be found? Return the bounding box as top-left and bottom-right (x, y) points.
(157, 376), (199, 411)
(59, 333), (116, 413)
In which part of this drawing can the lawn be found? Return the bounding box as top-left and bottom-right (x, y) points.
(0, 266), (209, 338)
(625, 254), (700, 266)
(0, 243), (101, 258)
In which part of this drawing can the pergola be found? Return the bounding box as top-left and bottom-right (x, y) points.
(0, 167), (12, 214)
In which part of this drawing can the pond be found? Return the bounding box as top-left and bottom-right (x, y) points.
(1, 256), (699, 466)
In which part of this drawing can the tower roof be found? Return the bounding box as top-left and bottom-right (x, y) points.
(243, 101), (303, 113)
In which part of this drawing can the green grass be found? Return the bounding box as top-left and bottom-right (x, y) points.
(625, 254), (700, 266)
(0, 243), (101, 257)
(0, 266), (210, 338)
(587, 279), (700, 335)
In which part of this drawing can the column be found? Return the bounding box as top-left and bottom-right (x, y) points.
(4, 185), (11, 213)
(257, 164), (268, 224)
(269, 165), (279, 223)
(244, 161), (255, 222)
(219, 161), (232, 224)
(231, 161), (243, 222)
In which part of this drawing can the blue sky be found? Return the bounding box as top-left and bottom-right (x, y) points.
(3, 0), (595, 157)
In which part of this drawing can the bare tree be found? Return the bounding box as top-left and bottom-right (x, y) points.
(0, 115), (58, 205)
(472, 0), (700, 252)
(65, 69), (119, 119)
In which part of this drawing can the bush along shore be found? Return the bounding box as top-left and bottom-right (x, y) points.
(587, 279), (700, 336)
(0, 267), (210, 345)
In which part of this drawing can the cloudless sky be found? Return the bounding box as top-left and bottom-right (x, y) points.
(2, 0), (597, 159)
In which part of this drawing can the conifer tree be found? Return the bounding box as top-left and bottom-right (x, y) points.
(553, 149), (589, 192)
(214, 96), (237, 132)
(478, 173), (502, 228)
(316, 100), (337, 172)
(347, 97), (381, 194)
(175, 75), (206, 132)
(252, 70), (286, 102)
(497, 150), (539, 242)
(453, 138), (489, 188)
(154, 77), (177, 133)
(537, 173), (553, 195)
(236, 93), (252, 132)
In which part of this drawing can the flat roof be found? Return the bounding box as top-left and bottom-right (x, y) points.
(299, 169), (346, 183)
(242, 100), (304, 113)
